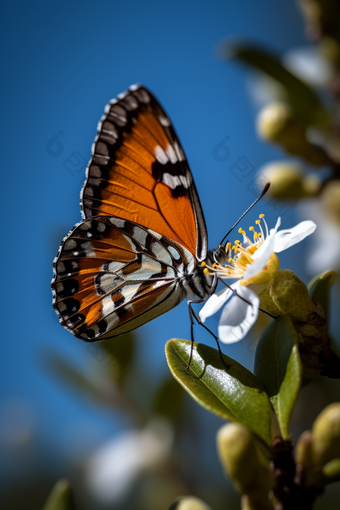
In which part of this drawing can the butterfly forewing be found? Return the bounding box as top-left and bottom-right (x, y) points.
(81, 85), (207, 261)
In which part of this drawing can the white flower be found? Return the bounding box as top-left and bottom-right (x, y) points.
(199, 215), (317, 344)
(86, 419), (173, 504)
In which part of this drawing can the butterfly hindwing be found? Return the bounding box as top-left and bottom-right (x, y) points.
(81, 85), (208, 262)
(52, 216), (196, 341)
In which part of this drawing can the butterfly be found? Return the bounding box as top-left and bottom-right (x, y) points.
(51, 84), (221, 346)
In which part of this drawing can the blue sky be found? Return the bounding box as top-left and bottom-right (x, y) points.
(1, 0), (320, 487)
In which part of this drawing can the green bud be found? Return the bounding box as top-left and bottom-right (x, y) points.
(298, 0), (340, 40)
(257, 162), (305, 200)
(312, 403), (340, 466)
(241, 495), (274, 510)
(302, 175), (322, 197)
(295, 430), (316, 486)
(258, 286), (281, 317)
(42, 479), (76, 510)
(265, 270), (318, 321)
(256, 103), (328, 166)
(169, 497), (213, 510)
(322, 458), (340, 482)
(216, 424), (274, 503)
(320, 36), (340, 67)
(321, 181), (340, 224)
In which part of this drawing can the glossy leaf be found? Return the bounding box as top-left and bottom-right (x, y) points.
(42, 480), (76, 510)
(165, 339), (272, 445)
(254, 316), (302, 439)
(169, 496), (214, 510)
(224, 43), (328, 126)
(308, 270), (336, 323)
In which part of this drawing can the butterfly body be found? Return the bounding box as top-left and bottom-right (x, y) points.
(52, 85), (216, 342)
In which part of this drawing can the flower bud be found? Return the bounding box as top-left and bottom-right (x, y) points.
(257, 103), (328, 166)
(258, 286), (281, 317)
(302, 175), (322, 197)
(216, 423), (274, 504)
(321, 181), (340, 224)
(298, 0), (340, 40)
(256, 162), (305, 200)
(312, 403), (340, 467)
(295, 430), (316, 486)
(266, 270), (317, 321)
(320, 36), (340, 67)
(169, 497), (213, 510)
(241, 494), (274, 510)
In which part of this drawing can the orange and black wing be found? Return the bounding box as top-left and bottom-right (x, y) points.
(81, 84), (207, 262)
(52, 216), (196, 341)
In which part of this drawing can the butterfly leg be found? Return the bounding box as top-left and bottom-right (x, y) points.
(220, 279), (252, 307)
(185, 300), (230, 373)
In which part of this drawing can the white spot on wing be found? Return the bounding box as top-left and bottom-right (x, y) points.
(168, 246), (181, 260)
(159, 115), (171, 126)
(56, 282), (64, 293)
(162, 173), (181, 189)
(64, 239), (77, 250)
(133, 226), (148, 247)
(155, 145), (168, 165)
(109, 218), (125, 228)
(79, 222), (92, 230)
(104, 261), (126, 272)
(173, 141), (185, 162)
(97, 222), (106, 232)
(57, 261), (66, 273)
(166, 144), (177, 164)
(102, 295), (115, 316)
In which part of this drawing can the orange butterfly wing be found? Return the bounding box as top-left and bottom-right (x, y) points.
(52, 217), (195, 340)
(81, 85), (207, 262)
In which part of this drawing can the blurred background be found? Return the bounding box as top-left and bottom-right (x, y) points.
(1, 1), (340, 509)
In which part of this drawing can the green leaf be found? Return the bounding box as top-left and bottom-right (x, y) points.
(96, 332), (135, 385)
(42, 350), (113, 407)
(165, 339), (272, 445)
(254, 316), (302, 439)
(169, 496), (214, 510)
(42, 479), (76, 510)
(308, 270), (337, 323)
(224, 43), (328, 126)
(152, 375), (186, 425)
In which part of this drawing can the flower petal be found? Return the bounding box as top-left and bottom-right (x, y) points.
(199, 287), (233, 323)
(243, 217), (281, 281)
(273, 220), (317, 253)
(218, 283), (259, 344)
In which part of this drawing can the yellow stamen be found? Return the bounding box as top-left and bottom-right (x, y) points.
(234, 240), (241, 245)
(203, 268), (210, 274)
(212, 263), (217, 268)
(228, 258), (233, 263)
(238, 227), (243, 233)
(201, 261), (206, 267)
(255, 219), (260, 224)
(259, 214), (265, 218)
(249, 226), (254, 231)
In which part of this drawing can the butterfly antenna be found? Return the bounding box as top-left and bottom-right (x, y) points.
(219, 182), (270, 247)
